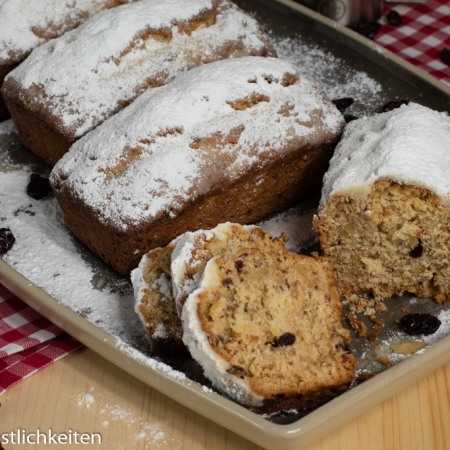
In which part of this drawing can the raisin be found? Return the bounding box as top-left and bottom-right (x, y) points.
(227, 365), (247, 378)
(349, 21), (381, 40)
(26, 173), (52, 200)
(399, 313), (441, 336)
(381, 99), (409, 113)
(409, 240), (423, 258)
(0, 228), (15, 255)
(344, 114), (359, 123)
(272, 332), (296, 347)
(223, 277), (234, 287)
(387, 10), (402, 26)
(440, 48), (450, 66)
(235, 260), (243, 273)
(332, 97), (354, 112)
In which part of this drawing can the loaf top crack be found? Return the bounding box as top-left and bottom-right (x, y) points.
(50, 56), (344, 232)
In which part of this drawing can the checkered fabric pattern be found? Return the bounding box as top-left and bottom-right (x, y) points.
(0, 284), (82, 394)
(376, 0), (450, 86)
(0, 335), (82, 395)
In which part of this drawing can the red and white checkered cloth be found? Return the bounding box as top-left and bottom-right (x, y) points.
(0, 284), (82, 395)
(0, 0), (449, 395)
(376, 0), (450, 86)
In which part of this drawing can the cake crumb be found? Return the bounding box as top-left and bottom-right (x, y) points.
(347, 314), (368, 337)
(379, 356), (392, 367)
(358, 370), (379, 382)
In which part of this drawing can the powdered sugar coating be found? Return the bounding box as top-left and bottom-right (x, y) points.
(181, 256), (264, 408)
(6, 0), (273, 139)
(0, 0), (134, 64)
(51, 56), (344, 232)
(318, 103), (450, 212)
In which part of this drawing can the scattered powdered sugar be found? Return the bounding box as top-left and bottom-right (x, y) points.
(78, 393), (95, 408)
(272, 36), (382, 111)
(76, 390), (173, 447)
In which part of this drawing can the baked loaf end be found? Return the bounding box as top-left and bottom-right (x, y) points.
(50, 56), (345, 274)
(313, 102), (450, 304)
(182, 247), (356, 413)
(0, 0), (135, 120)
(2, 0), (276, 164)
(131, 238), (188, 357)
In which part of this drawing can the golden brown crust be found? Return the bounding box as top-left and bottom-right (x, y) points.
(53, 139), (338, 274)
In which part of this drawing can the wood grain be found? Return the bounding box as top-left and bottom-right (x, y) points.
(1, 347), (450, 450)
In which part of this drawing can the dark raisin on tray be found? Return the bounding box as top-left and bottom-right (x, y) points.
(344, 114), (359, 123)
(381, 98), (409, 113)
(386, 10), (402, 27)
(399, 313), (441, 336)
(0, 228), (15, 255)
(26, 173), (52, 200)
(440, 48), (450, 66)
(332, 97), (354, 113)
(348, 21), (381, 40)
(272, 332), (296, 347)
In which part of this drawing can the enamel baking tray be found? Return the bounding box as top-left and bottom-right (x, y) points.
(2, 1), (450, 449)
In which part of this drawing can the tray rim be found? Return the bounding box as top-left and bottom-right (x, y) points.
(2, 1), (450, 449)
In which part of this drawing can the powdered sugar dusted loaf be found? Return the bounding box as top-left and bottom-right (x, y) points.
(0, 0), (136, 120)
(50, 56), (345, 274)
(314, 103), (450, 305)
(2, 0), (276, 164)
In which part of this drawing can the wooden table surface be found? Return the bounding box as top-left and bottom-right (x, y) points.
(1, 346), (450, 450)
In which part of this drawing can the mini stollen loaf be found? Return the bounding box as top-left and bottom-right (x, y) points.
(2, 0), (276, 164)
(50, 56), (345, 274)
(313, 102), (450, 306)
(0, 0), (137, 120)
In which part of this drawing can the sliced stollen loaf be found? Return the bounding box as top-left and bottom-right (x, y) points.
(131, 223), (288, 356)
(182, 247), (356, 413)
(50, 56), (345, 274)
(0, 0), (136, 120)
(2, 0), (276, 165)
(313, 102), (450, 307)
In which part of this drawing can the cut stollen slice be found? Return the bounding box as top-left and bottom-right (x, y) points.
(181, 247), (356, 414)
(170, 222), (288, 316)
(131, 237), (188, 356)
